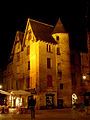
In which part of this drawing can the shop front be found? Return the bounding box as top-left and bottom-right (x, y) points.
(0, 90), (10, 113)
(46, 93), (55, 109)
(8, 90), (31, 113)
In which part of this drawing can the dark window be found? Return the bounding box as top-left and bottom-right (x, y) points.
(57, 63), (62, 80)
(47, 44), (48, 51)
(28, 61), (30, 70)
(60, 83), (63, 89)
(27, 46), (30, 55)
(56, 36), (59, 41)
(47, 75), (52, 87)
(58, 71), (62, 80)
(26, 77), (30, 88)
(57, 47), (60, 55)
(47, 44), (51, 52)
(47, 58), (51, 68)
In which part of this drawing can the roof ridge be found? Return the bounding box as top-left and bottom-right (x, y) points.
(29, 18), (54, 27)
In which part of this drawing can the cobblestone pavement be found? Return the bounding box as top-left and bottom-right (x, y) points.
(0, 108), (90, 120)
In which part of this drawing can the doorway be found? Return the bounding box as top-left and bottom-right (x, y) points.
(46, 94), (54, 109)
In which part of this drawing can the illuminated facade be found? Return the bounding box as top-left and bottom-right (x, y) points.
(3, 18), (73, 109)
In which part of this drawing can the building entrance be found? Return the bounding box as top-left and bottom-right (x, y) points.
(46, 94), (54, 109)
(57, 99), (63, 109)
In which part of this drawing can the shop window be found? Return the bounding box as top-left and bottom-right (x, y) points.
(47, 75), (52, 87)
(47, 58), (51, 69)
(46, 94), (54, 108)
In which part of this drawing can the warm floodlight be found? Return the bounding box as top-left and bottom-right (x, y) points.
(0, 85), (3, 89)
(82, 75), (86, 80)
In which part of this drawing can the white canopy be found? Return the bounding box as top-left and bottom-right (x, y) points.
(10, 90), (31, 96)
(0, 90), (10, 95)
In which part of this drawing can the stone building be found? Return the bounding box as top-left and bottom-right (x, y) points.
(80, 32), (90, 105)
(3, 18), (75, 109)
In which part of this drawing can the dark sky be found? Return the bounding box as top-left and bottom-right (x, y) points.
(0, 0), (89, 69)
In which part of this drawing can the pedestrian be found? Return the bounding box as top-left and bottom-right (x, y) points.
(28, 95), (36, 120)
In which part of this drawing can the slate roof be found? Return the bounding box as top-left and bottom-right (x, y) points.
(29, 18), (57, 44)
(52, 18), (67, 34)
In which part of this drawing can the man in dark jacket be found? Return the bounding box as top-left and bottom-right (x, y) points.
(28, 95), (36, 120)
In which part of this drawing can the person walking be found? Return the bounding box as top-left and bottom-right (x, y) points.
(28, 95), (36, 120)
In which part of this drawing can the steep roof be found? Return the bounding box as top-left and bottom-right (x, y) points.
(15, 31), (24, 44)
(52, 18), (66, 34)
(11, 31), (24, 55)
(29, 18), (57, 44)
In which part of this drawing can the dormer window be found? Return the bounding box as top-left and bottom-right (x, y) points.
(56, 36), (59, 41)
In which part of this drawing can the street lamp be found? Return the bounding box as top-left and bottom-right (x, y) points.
(82, 74), (89, 85)
(82, 75), (87, 80)
(0, 85), (3, 89)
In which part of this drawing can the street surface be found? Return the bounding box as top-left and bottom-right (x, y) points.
(0, 108), (90, 120)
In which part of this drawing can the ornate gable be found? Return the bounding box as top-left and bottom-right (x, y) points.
(11, 31), (24, 56)
(22, 18), (36, 48)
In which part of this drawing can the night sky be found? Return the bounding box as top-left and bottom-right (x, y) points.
(0, 0), (89, 69)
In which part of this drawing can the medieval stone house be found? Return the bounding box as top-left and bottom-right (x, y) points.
(3, 18), (85, 109)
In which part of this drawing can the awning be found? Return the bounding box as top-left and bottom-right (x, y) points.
(10, 90), (31, 96)
(0, 90), (10, 95)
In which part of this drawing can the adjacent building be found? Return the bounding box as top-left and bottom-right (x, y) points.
(80, 32), (90, 105)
